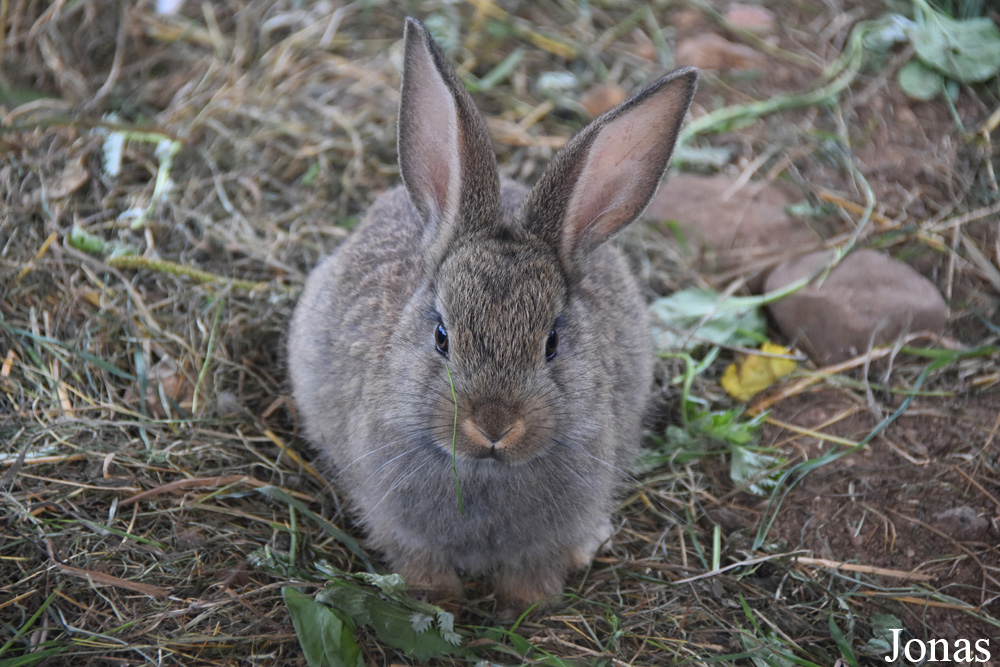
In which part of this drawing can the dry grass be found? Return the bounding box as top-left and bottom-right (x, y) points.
(2, 1), (999, 665)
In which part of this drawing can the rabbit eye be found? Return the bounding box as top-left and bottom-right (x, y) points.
(545, 329), (558, 361)
(435, 321), (449, 357)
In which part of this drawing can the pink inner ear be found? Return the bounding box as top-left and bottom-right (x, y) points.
(401, 37), (462, 223)
(562, 83), (689, 251)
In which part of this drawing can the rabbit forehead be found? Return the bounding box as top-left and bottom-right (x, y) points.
(437, 240), (564, 360)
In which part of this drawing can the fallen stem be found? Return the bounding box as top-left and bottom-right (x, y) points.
(106, 255), (292, 293)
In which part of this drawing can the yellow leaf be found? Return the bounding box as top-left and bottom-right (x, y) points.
(721, 343), (798, 402)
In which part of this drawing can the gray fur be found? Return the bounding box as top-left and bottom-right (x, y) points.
(288, 17), (697, 610)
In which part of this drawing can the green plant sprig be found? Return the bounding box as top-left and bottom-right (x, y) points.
(445, 364), (465, 516)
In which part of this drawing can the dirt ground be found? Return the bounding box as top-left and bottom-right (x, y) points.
(659, 2), (1000, 650)
(2, 0), (999, 665)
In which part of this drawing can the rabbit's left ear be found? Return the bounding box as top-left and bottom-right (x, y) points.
(523, 67), (697, 269)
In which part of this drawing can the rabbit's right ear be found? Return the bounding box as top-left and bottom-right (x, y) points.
(398, 18), (501, 269)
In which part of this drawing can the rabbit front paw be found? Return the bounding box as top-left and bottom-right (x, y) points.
(495, 563), (566, 617)
(398, 557), (463, 602)
(567, 518), (614, 570)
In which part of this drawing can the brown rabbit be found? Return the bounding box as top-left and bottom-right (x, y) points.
(288, 17), (697, 612)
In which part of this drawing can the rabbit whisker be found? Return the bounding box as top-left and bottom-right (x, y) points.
(337, 440), (407, 474)
(359, 456), (432, 524)
(354, 444), (425, 488)
(550, 437), (638, 484)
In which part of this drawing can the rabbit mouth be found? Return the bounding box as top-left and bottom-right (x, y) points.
(460, 416), (524, 460)
(441, 414), (551, 464)
(463, 416), (524, 446)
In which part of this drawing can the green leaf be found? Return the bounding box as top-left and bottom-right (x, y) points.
(697, 408), (765, 448)
(650, 405), (767, 469)
(355, 571), (407, 596)
(861, 15), (911, 53)
(673, 143), (735, 169)
(869, 613), (903, 636)
(829, 613), (858, 667)
(314, 576), (467, 662)
(508, 631), (532, 656)
(731, 445), (785, 496)
(649, 288), (767, 351)
(897, 60), (944, 100)
(67, 226), (139, 258)
(743, 639), (798, 667)
(283, 588), (364, 667)
(784, 200), (836, 218)
(410, 612), (434, 633)
(0, 645), (70, 667)
(301, 162), (322, 186)
(911, 1), (1000, 83)
(861, 613), (904, 655)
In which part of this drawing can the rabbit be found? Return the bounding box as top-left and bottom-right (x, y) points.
(288, 17), (697, 612)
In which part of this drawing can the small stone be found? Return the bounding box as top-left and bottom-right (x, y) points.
(705, 508), (746, 532)
(216, 390), (245, 418)
(725, 4), (777, 35)
(580, 83), (628, 118)
(676, 33), (765, 71)
(175, 525), (209, 549)
(764, 249), (949, 365)
(931, 506), (988, 541)
(671, 8), (704, 30)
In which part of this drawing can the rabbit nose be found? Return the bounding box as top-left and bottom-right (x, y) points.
(461, 416), (526, 451)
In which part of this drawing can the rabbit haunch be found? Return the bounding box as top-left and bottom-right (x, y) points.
(287, 17), (697, 611)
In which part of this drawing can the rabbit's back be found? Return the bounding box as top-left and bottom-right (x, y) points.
(288, 186), (419, 459)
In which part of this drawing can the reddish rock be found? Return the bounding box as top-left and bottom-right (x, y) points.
(675, 33), (765, 71)
(671, 8), (704, 30)
(580, 83), (628, 117)
(764, 249), (949, 365)
(725, 4), (777, 35)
